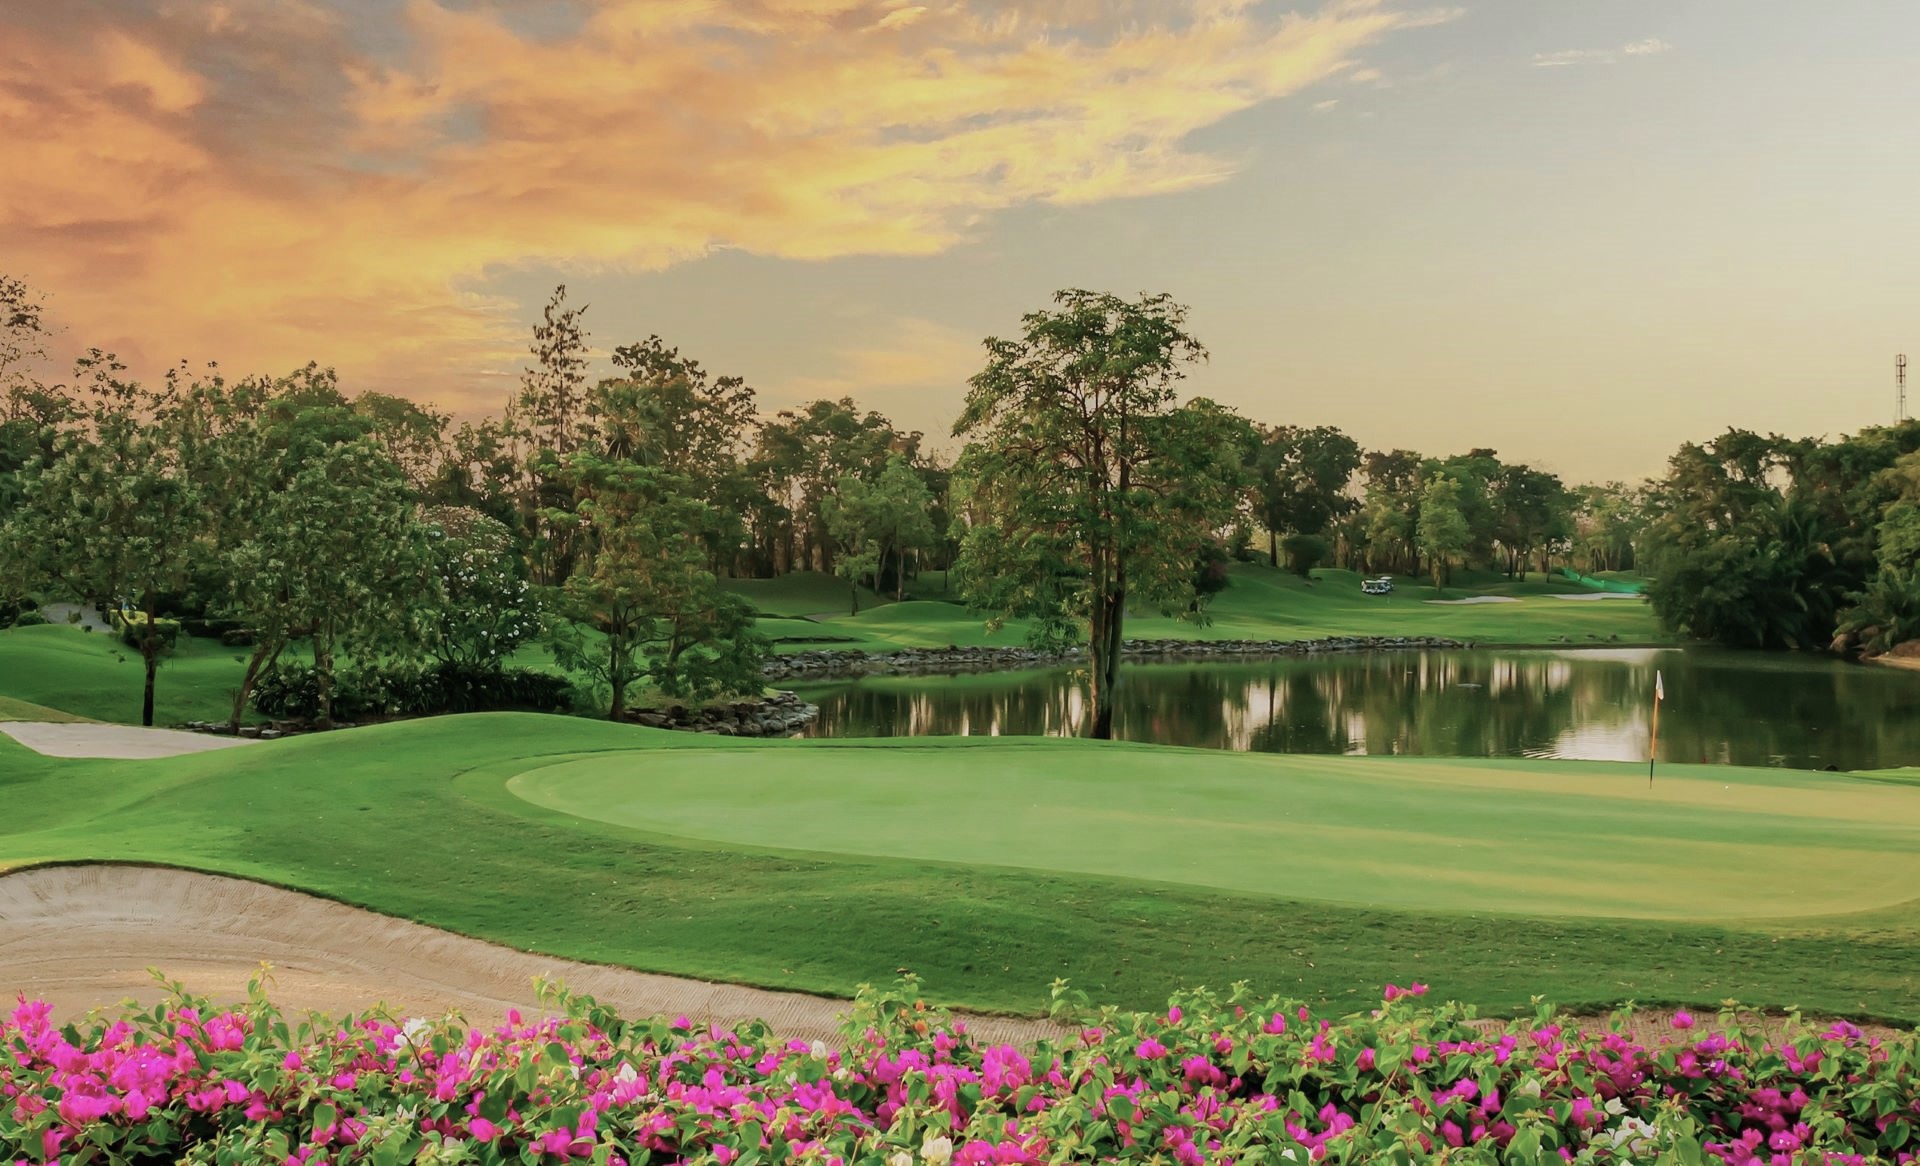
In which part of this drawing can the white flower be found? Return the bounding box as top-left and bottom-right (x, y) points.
(921, 1136), (954, 1166)
(833, 1067), (850, 1082)
(402, 1017), (430, 1043)
(809, 1039), (829, 1058)
(1603, 1097), (1627, 1117)
(1514, 1078), (1543, 1098)
(889, 1153), (913, 1166)
(615, 1062), (639, 1085)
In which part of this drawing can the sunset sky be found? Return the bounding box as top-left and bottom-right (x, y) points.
(4, 0), (1916, 482)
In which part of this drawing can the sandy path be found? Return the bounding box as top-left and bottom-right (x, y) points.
(0, 864), (1059, 1045)
(0, 721), (256, 759)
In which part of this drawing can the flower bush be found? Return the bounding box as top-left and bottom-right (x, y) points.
(4, 975), (1917, 1165)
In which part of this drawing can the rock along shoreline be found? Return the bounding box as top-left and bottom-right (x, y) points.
(761, 634), (1473, 682)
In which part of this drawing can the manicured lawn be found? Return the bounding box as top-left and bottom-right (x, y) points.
(1, 562), (1669, 724)
(0, 624), (263, 726)
(721, 571), (887, 617)
(509, 744), (1920, 919)
(4, 714), (1918, 1022)
(792, 564), (1671, 653)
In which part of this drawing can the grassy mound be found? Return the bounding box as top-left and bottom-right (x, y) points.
(4, 714), (1919, 1020)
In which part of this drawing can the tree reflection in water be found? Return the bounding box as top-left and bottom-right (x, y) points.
(794, 649), (1920, 770)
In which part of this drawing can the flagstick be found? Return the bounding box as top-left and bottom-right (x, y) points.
(1648, 670), (1662, 787)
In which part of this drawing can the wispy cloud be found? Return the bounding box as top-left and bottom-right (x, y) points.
(1532, 36), (1673, 68)
(0, 0), (1455, 410)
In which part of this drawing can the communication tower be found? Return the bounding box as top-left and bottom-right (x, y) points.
(1900, 354), (1909, 424)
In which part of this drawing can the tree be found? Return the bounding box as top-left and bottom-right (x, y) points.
(1249, 424), (1361, 568)
(822, 455), (936, 611)
(1416, 475), (1469, 593)
(353, 391), (449, 495)
(1491, 463), (1572, 580)
(11, 353), (200, 725)
(421, 505), (541, 669)
(592, 336), (761, 573)
(953, 289), (1250, 740)
(224, 433), (431, 727)
(1359, 449), (1424, 575)
(508, 285), (593, 586)
(751, 398), (917, 575)
(548, 453), (763, 720)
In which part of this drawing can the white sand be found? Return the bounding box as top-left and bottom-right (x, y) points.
(0, 864), (1059, 1044)
(0, 722), (256, 759)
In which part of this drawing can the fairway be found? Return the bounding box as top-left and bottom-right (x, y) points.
(507, 744), (1920, 920)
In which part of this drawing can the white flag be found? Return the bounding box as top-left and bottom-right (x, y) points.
(1655, 670), (1664, 702)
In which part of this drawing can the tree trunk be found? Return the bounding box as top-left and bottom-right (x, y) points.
(139, 599), (159, 727)
(849, 578), (860, 616)
(228, 638), (285, 731)
(608, 634), (628, 722)
(1268, 529), (1279, 568)
(1088, 575), (1126, 740)
(896, 546), (907, 602)
(314, 629), (335, 730)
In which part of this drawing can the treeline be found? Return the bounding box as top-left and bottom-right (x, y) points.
(11, 273), (1908, 736)
(1640, 423), (1920, 654)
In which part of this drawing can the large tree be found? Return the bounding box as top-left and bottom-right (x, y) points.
(224, 429), (432, 727)
(953, 290), (1249, 740)
(1416, 475), (1469, 593)
(549, 373), (766, 720)
(12, 353), (201, 725)
(750, 398), (917, 575)
(508, 285), (593, 586)
(822, 454), (936, 611)
(1249, 424), (1361, 569)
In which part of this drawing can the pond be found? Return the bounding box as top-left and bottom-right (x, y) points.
(791, 648), (1920, 770)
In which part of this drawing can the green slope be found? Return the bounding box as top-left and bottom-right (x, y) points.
(4, 714), (1917, 1020)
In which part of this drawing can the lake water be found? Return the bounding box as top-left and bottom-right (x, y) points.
(792, 649), (1920, 770)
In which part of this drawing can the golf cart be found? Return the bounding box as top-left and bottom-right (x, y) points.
(1360, 576), (1394, 595)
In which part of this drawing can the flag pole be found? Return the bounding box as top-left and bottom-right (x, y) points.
(1648, 669), (1663, 787)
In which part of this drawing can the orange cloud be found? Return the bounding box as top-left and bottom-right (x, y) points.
(0, 0), (1451, 412)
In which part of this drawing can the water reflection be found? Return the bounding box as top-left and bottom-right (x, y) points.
(794, 649), (1920, 770)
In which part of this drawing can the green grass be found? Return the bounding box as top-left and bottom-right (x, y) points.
(0, 563), (1672, 724)
(4, 714), (1918, 1021)
(721, 572), (888, 618)
(0, 695), (96, 723)
(787, 564), (1670, 654)
(0, 624), (262, 726)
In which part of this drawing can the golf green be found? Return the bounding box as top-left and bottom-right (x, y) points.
(506, 743), (1920, 920)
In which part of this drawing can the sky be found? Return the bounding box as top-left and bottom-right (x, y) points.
(4, 0), (1917, 484)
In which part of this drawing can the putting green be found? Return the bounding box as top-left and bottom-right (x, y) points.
(507, 743), (1920, 920)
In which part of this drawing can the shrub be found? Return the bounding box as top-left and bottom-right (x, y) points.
(218, 626), (257, 647)
(3, 977), (1918, 1164)
(1281, 532), (1332, 577)
(112, 609), (180, 649)
(251, 660), (573, 721)
(8, 609), (47, 627)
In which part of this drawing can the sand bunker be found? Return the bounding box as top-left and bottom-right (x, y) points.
(0, 864), (1057, 1044)
(0, 722), (256, 759)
